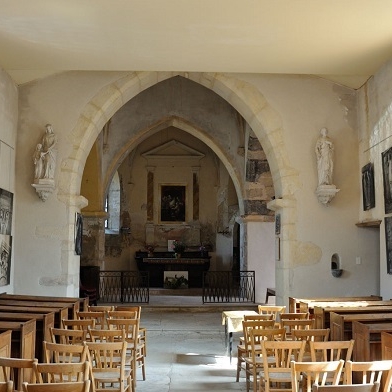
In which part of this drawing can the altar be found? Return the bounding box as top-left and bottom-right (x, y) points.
(135, 251), (210, 288)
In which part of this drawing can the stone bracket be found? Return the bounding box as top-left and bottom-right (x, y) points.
(32, 179), (55, 202)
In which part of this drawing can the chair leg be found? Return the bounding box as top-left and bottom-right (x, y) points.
(236, 349), (242, 381)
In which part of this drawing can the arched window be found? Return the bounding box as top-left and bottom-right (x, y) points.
(105, 171), (120, 232)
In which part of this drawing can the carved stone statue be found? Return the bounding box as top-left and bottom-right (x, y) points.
(33, 143), (44, 180)
(41, 124), (57, 179)
(32, 124), (57, 201)
(315, 127), (334, 186)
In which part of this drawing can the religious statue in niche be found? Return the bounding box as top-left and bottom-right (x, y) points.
(32, 124), (57, 201)
(315, 128), (339, 204)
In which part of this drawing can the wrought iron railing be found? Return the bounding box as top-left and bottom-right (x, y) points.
(99, 271), (149, 303)
(202, 271), (255, 303)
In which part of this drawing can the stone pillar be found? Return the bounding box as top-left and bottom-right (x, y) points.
(146, 166), (155, 222)
(192, 167), (200, 221)
(81, 211), (107, 269)
(238, 215), (275, 304)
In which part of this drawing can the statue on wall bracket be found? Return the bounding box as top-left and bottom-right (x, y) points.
(315, 127), (339, 205)
(32, 124), (57, 201)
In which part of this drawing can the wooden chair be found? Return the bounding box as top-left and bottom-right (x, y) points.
(0, 357), (37, 392)
(291, 360), (345, 392)
(76, 311), (107, 330)
(313, 383), (380, 392)
(89, 328), (126, 343)
(84, 340), (132, 392)
(258, 305), (286, 321)
(236, 319), (276, 382)
(310, 340), (355, 383)
(0, 382), (12, 392)
(33, 361), (90, 383)
(259, 339), (306, 392)
(280, 319), (315, 340)
(50, 328), (86, 345)
(22, 381), (90, 392)
(43, 341), (88, 364)
(244, 327), (286, 392)
(107, 318), (145, 389)
(292, 328), (330, 361)
(114, 306), (146, 355)
(345, 360), (392, 392)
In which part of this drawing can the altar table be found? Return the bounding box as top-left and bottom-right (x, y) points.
(221, 310), (258, 363)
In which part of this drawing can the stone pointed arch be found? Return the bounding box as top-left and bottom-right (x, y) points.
(60, 71), (299, 303)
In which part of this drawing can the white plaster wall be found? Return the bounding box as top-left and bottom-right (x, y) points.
(0, 68), (17, 293)
(13, 70), (379, 300)
(247, 221), (275, 303)
(15, 72), (127, 295)
(237, 74), (378, 301)
(357, 58), (392, 300)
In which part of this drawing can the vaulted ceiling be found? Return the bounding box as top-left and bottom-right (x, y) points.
(1, 1), (392, 88)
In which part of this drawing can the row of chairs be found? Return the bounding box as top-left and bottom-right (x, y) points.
(236, 306), (392, 392)
(0, 304), (146, 392)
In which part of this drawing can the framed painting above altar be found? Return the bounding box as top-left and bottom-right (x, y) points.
(160, 185), (186, 222)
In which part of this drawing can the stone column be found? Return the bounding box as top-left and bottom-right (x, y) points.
(80, 211), (107, 268)
(192, 167), (200, 221)
(146, 166), (155, 222)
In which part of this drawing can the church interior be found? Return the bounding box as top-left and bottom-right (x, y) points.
(0, 2), (392, 305)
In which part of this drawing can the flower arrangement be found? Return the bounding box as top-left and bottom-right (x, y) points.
(145, 244), (155, 256)
(172, 240), (186, 254)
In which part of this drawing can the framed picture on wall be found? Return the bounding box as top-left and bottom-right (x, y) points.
(160, 185), (186, 222)
(385, 216), (392, 274)
(362, 163), (375, 211)
(0, 234), (11, 286)
(0, 189), (13, 236)
(382, 147), (392, 213)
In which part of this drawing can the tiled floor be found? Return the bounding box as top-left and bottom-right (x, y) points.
(133, 295), (253, 391)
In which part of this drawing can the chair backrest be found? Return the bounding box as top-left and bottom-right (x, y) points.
(87, 305), (114, 312)
(76, 311), (106, 329)
(49, 328), (86, 345)
(263, 339), (306, 369)
(258, 305), (286, 320)
(22, 380), (90, 392)
(33, 361), (90, 383)
(89, 328), (126, 343)
(0, 357), (37, 391)
(115, 306), (141, 318)
(310, 340), (355, 362)
(291, 360), (345, 392)
(292, 328), (330, 343)
(43, 341), (88, 364)
(107, 311), (138, 320)
(345, 360), (392, 392)
(281, 319), (316, 339)
(107, 318), (139, 343)
(248, 327), (286, 361)
(279, 312), (309, 320)
(312, 382), (380, 392)
(243, 314), (274, 321)
(62, 319), (95, 331)
(242, 320), (277, 354)
(0, 381), (12, 392)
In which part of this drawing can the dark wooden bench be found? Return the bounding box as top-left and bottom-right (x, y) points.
(0, 319), (36, 359)
(330, 311), (392, 341)
(313, 303), (392, 329)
